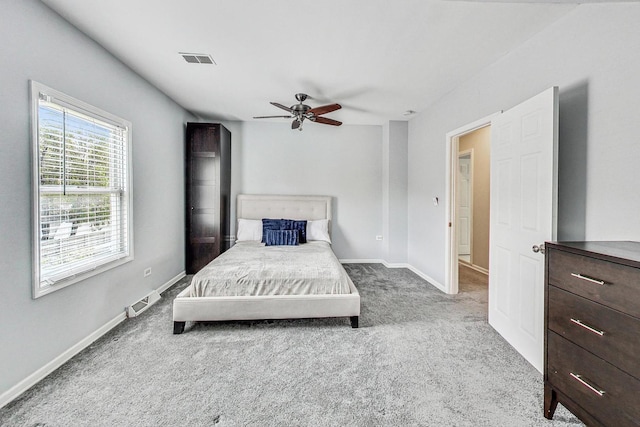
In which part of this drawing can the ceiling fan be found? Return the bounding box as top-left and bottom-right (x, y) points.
(253, 93), (342, 131)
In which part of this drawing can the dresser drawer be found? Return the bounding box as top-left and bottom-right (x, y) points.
(548, 285), (640, 379)
(547, 332), (640, 427)
(548, 248), (640, 318)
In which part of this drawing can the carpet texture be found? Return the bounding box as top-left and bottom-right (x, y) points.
(0, 264), (583, 426)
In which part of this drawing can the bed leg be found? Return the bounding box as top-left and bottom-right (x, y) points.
(350, 316), (359, 328)
(173, 321), (186, 334)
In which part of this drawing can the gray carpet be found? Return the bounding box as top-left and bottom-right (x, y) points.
(0, 264), (582, 426)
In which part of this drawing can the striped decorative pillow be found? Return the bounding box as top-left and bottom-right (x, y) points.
(262, 218), (308, 243)
(264, 229), (299, 246)
(261, 218), (283, 243)
(280, 219), (308, 243)
(292, 220), (307, 243)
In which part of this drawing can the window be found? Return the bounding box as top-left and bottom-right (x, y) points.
(31, 81), (133, 298)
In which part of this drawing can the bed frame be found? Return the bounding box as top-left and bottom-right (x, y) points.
(172, 194), (360, 334)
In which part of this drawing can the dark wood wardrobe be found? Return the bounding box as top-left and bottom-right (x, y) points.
(185, 122), (231, 274)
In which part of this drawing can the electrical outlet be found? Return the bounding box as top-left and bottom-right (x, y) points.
(376, 235), (383, 241)
(144, 267), (152, 277)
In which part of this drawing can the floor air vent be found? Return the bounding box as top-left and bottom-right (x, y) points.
(126, 290), (161, 318)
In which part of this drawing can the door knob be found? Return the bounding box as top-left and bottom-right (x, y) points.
(532, 243), (545, 254)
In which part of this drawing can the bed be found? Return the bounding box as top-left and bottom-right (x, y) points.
(172, 194), (360, 334)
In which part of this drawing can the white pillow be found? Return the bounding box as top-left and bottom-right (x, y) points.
(306, 219), (331, 243)
(236, 218), (262, 241)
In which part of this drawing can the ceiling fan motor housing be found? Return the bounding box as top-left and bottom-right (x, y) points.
(291, 103), (311, 114)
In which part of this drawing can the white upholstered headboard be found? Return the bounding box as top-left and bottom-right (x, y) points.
(237, 194), (332, 223)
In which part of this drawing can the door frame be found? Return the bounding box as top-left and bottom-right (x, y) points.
(444, 113), (500, 295)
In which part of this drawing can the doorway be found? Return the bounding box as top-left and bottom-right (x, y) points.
(445, 114), (498, 295)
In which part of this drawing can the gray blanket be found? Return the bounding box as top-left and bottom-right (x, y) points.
(190, 241), (351, 297)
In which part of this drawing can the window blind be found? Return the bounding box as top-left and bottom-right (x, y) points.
(32, 82), (132, 294)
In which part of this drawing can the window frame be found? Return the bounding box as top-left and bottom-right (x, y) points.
(30, 81), (134, 298)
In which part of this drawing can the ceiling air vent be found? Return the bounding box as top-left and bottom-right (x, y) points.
(180, 52), (216, 65)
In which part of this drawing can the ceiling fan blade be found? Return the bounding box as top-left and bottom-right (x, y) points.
(308, 103), (341, 116)
(253, 115), (292, 119)
(313, 116), (342, 126)
(292, 119), (300, 129)
(270, 102), (294, 113)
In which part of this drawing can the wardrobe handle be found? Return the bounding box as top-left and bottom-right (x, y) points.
(570, 373), (605, 397)
(570, 318), (605, 336)
(570, 273), (605, 286)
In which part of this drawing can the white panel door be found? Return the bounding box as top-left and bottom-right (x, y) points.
(488, 87), (558, 373)
(458, 155), (472, 256)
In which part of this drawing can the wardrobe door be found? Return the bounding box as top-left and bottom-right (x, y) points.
(218, 125), (232, 253)
(186, 123), (221, 274)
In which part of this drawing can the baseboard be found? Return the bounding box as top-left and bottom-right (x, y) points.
(0, 311), (126, 410)
(157, 271), (186, 294)
(0, 271), (186, 410)
(339, 259), (386, 264)
(339, 259), (446, 293)
(404, 265), (447, 293)
(381, 261), (411, 269)
(459, 261), (489, 276)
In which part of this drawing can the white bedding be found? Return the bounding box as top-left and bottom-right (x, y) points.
(189, 241), (351, 297)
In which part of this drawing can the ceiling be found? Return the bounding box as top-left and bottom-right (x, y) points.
(40, 0), (603, 126)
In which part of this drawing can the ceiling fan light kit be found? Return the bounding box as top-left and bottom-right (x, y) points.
(253, 93), (342, 131)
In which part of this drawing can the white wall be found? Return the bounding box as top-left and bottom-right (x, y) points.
(229, 121), (384, 260)
(383, 121), (408, 264)
(408, 3), (640, 286)
(0, 0), (193, 401)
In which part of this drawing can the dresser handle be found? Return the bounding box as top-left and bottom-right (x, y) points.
(570, 273), (605, 286)
(569, 373), (605, 397)
(570, 318), (605, 336)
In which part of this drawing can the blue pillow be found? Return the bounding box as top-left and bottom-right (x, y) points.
(261, 218), (308, 243)
(292, 220), (307, 243)
(265, 229), (299, 246)
(279, 219), (308, 243)
(261, 218), (283, 243)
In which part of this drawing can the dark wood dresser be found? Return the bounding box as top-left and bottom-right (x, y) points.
(544, 241), (640, 426)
